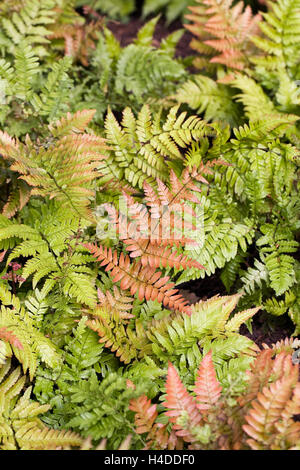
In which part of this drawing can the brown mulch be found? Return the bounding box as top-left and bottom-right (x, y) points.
(107, 17), (194, 57)
(240, 314), (295, 348)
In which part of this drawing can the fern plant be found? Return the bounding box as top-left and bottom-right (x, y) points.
(166, 110), (300, 331)
(0, 358), (82, 449)
(0, 109), (107, 219)
(177, 0), (300, 135)
(0, 48), (74, 136)
(99, 103), (219, 190)
(80, 291), (260, 388)
(32, 293), (262, 448)
(0, 0), (84, 58)
(80, 18), (187, 124)
(0, 0), (298, 452)
(250, 0), (300, 77)
(131, 342), (300, 450)
(0, 201), (99, 317)
(33, 317), (152, 449)
(185, 0), (261, 71)
(0, 284), (60, 378)
(143, 0), (198, 24)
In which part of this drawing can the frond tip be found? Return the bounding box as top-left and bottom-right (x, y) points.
(194, 351), (222, 411)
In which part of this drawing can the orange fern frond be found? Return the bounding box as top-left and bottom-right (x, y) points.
(49, 19), (103, 66)
(97, 286), (134, 313)
(243, 360), (300, 450)
(262, 337), (300, 355)
(92, 286), (134, 320)
(0, 131), (19, 157)
(1, 179), (31, 219)
(130, 395), (159, 435)
(272, 384), (300, 448)
(130, 395), (183, 450)
(194, 351), (222, 411)
(185, 0), (261, 71)
(130, 345), (300, 449)
(84, 243), (191, 314)
(0, 327), (23, 349)
(239, 349), (298, 408)
(123, 240), (205, 270)
(163, 362), (202, 442)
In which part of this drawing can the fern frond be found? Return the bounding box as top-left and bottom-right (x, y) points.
(251, 0), (300, 71)
(49, 18), (103, 66)
(13, 41), (39, 100)
(194, 351), (222, 411)
(129, 395), (181, 449)
(124, 240), (204, 271)
(84, 243), (191, 314)
(0, 327), (23, 350)
(0, 285), (60, 378)
(101, 105), (214, 189)
(163, 362), (202, 442)
(0, 110), (107, 220)
(175, 74), (242, 126)
(30, 56), (73, 121)
(114, 44), (186, 103)
(185, 0), (261, 71)
(243, 360), (300, 449)
(1, 0), (56, 55)
(133, 347), (300, 450)
(0, 359), (82, 450)
(257, 225), (298, 296)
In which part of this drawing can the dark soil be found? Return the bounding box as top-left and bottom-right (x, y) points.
(107, 17), (194, 57)
(240, 313), (295, 347)
(178, 274), (295, 347)
(107, 14), (298, 349)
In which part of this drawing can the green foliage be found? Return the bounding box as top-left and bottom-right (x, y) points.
(0, 0), (299, 452)
(142, 0), (197, 24)
(33, 318), (150, 448)
(0, 359), (82, 449)
(251, 0), (300, 74)
(0, 48), (73, 136)
(0, 202), (97, 310)
(76, 0), (135, 20)
(0, 285), (60, 378)
(100, 103), (212, 189)
(187, 117), (300, 329)
(176, 74), (243, 127)
(81, 22), (187, 124)
(0, 0), (57, 56)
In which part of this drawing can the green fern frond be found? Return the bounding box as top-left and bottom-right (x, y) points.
(251, 0), (300, 72)
(0, 286), (60, 378)
(0, 359), (82, 449)
(101, 104), (213, 189)
(176, 75), (242, 127)
(1, 0), (56, 56)
(30, 56), (73, 121)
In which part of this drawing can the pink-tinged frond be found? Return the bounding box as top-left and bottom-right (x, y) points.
(194, 351), (222, 410)
(0, 327), (23, 350)
(163, 362), (201, 441)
